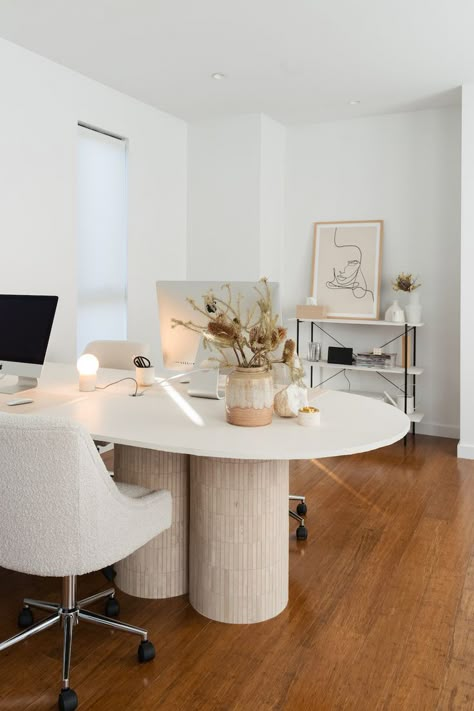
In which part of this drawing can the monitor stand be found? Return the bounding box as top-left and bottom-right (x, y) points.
(188, 367), (224, 400)
(188, 340), (224, 400)
(0, 376), (38, 395)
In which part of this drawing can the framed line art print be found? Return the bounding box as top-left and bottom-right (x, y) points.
(311, 220), (383, 320)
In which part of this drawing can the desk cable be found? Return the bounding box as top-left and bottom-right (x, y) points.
(95, 368), (214, 398)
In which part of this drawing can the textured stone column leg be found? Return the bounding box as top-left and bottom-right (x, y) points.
(114, 446), (189, 599)
(189, 457), (289, 624)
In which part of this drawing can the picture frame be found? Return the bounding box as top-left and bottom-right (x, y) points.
(311, 220), (383, 320)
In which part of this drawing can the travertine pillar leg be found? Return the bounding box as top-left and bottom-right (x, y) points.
(189, 457), (289, 624)
(114, 446), (189, 598)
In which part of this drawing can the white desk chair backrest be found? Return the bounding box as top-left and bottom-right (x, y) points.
(0, 413), (170, 578)
(82, 340), (151, 370)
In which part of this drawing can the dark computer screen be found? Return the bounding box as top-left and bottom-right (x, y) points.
(0, 295), (58, 365)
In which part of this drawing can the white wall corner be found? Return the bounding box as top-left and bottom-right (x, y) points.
(457, 442), (474, 460)
(459, 84), (474, 456)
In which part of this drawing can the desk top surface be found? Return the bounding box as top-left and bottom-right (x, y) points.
(0, 363), (409, 460)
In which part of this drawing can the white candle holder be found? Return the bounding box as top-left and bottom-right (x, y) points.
(297, 406), (321, 426)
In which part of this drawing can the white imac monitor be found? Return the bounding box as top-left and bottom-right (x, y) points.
(0, 294), (58, 394)
(156, 281), (281, 372)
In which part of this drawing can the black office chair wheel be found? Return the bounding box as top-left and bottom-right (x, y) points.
(18, 607), (34, 628)
(101, 565), (117, 582)
(296, 525), (308, 541)
(58, 687), (78, 711)
(296, 502), (307, 516)
(105, 595), (120, 617)
(138, 640), (155, 663)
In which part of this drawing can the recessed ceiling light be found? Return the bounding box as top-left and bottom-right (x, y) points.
(349, 100), (361, 105)
(211, 73), (226, 80)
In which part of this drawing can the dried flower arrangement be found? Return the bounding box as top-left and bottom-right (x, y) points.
(171, 278), (304, 384)
(392, 273), (421, 293)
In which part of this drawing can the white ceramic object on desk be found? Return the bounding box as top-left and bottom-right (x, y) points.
(274, 383), (308, 417)
(297, 406), (321, 426)
(136, 366), (155, 387)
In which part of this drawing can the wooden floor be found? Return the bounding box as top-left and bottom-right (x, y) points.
(1, 435), (474, 710)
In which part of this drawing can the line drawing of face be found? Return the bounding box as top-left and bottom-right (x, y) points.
(325, 228), (374, 301)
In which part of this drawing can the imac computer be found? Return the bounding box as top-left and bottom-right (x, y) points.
(0, 294), (59, 394)
(156, 281), (281, 398)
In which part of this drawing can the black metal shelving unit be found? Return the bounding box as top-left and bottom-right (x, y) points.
(295, 318), (423, 436)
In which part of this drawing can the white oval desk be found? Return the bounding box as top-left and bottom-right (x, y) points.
(0, 364), (409, 625)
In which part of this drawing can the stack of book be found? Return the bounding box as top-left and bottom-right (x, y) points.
(355, 352), (396, 368)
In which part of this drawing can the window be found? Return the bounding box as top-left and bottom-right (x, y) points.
(77, 124), (127, 355)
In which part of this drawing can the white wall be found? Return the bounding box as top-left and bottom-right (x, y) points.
(458, 86), (474, 457)
(0, 38), (187, 363)
(187, 115), (262, 281)
(187, 114), (285, 283)
(260, 115), (286, 281)
(285, 108), (461, 438)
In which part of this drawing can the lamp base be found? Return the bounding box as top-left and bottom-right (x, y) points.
(79, 374), (96, 392)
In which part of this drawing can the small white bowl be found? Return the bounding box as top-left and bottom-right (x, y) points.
(297, 406), (320, 426)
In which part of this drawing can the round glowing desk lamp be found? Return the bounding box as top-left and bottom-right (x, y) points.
(77, 354), (99, 392)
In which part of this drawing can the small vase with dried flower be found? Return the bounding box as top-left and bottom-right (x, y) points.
(392, 273), (422, 323)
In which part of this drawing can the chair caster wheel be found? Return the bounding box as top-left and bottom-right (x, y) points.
(138, 640), (155, 663)
(58, 687), (78, 711)
(101, 565), (117, 582)
(296, 525), (308, 541)
(105, 596), (120, 617)
(296, 502), (307, 516)
(18, 607), (34, 628)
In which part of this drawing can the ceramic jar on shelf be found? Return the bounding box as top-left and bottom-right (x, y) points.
(384, 299), (405, 323)
(405, 291), (422, 324)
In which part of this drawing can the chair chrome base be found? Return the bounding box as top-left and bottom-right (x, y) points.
(0, 575), (154, 711)
(289, 494), (308, 540)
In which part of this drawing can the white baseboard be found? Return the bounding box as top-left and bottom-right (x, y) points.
(415, 421), (459, 439)
(457, 442), (474, 460)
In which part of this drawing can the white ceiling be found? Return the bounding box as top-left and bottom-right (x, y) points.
(0, 0), (470, 124)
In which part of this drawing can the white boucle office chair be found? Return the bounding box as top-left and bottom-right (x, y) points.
(0, 413), (172, 711)
(82, 339), (151, 370)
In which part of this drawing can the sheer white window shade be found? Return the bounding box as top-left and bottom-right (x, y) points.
(77, 125), (127, 356)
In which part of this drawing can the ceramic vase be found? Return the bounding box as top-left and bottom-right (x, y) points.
(225, 366), (273, 426)
(405, 291), (422, 324)
(385, 299), (405, 323)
